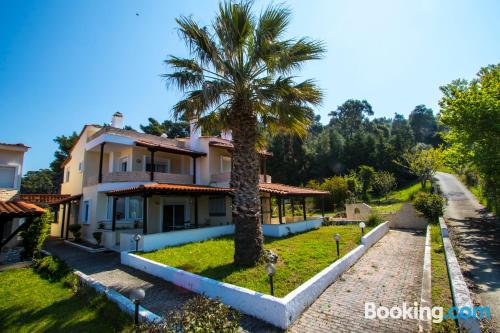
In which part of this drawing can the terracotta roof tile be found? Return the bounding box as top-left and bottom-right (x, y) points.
(20, 194), (71, 205)
(209, 140), (273, 157)
(50, 194), (83, 205)
(259, 183), (329, 196)
(0, 200), (45, 218)
(107, 183), (232, 196)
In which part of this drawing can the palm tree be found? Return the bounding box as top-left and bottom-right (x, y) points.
(164, 1), (324, 266)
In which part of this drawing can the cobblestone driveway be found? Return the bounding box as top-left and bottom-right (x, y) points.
(289, 229), (425, 333)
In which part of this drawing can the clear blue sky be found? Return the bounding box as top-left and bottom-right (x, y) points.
(1, 0), (499, 173)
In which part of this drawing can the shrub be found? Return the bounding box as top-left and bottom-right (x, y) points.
(140, 295), (240, 333)
(33, 255), (71, 281)
(68, 224), (82, 242)
(412, 192), (444, 223)
(366, 213), (383, 227)
(93, 231), (103, 246)
(20, 210), (52, 259)
(372, 171), (397, 199)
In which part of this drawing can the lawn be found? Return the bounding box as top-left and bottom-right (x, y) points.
(430, 225), (458, 332)
(0, 268), (132, 333)
(371, 182), (429, 214)
(139, 225), (370, 297)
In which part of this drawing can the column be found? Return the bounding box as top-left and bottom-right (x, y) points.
(302, 197), (307, 221)
(60, 203), (67, 238)
(149, 149), (155, 181)
(278, 197), (283, 224)
(111, 197), (117, 231)
(65, 201), (72, 239)
(98, 142), (106, 183)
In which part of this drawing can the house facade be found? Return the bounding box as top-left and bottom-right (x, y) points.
(51, 113), (327, 250)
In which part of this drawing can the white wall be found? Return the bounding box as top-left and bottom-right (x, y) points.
(262, 219), (322, 238)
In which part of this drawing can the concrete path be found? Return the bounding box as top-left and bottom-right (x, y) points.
(436, 172), (500, 330)
(44, 239), (279, 333)
(289, 229), (425, 333)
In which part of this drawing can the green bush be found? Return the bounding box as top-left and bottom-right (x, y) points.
(68, 224), (82, 242)
(366, 213), (383, 227)
(93, 232), (103, 246)
(140, 295), (240, 333)
(412, 192), (444, 223)
(33, 255), (71, 281)
(20, 210), (52, 259)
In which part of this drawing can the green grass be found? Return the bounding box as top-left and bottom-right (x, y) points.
(0, 268), (132, 333)
(140, 225), (369, 297)
(371, 182), (430, 214)
(430, 225), (458, 332)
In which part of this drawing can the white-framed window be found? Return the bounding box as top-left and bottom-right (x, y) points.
(120, 157), (128, 172)
(220, 156), (231, 173)
(0, 166), (16, 188)
(64, 167), (70, 182)
(78, 161), (84, 172)
(107, 196), (143, 221)
(145, 157), (170, 173)
(209, 196), (226, 216)
(81, 200), (91, 224)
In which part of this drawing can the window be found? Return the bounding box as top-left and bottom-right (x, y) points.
(220, 156), (231, 173)
(65, 167), (70, 182)
(81, 200), (91, 224)
(107, 196), (143, 221)
(120, 157), (128, 172)
(128, 196), (143, 219)
(209, 196), (226, 216)
(145, 157), (170, 173)
(0, 166), (16, 188)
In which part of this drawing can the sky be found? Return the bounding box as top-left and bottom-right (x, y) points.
(1, 0), (499, 173)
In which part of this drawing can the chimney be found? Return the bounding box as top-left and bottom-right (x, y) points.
(189, 118), (201, 149)
(111, 112), (124, 128)
(221, 129), (232, 141)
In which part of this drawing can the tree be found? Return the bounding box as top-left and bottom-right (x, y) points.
(372, 171), (396, 199)
(20, 211), (52, 259)
(50, 132), (79, 190)
(409, 105), (439, 145)
(165, 1), (324, 266)
(396, 146), (443, 188)
(357, 165), (375, 198)
(21, 169), (56, 194)
(140, 118), (190, 138)
(439, 63), (500, 213)
(328, 99), (373, 139)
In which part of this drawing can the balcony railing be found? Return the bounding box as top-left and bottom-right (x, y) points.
(210, 172), (271, 184)
(85, 171), (193, 186)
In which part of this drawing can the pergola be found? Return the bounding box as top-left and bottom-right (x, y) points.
(0, 200), (45, 250)
(106, 183), (233, 234)
(258, 183), (329, 224)
(49, 194), (82, 240)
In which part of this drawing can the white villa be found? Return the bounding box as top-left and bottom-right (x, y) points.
(51, 112), (328, 251)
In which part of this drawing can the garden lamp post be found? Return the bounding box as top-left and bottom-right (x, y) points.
(133, 234), (142, 252)
(359, 222), (366, 238)
(334, 233), (341, 257)
(265, 262), (276, 296)
(130, 288), (145, 327)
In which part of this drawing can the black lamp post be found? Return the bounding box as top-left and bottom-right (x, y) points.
(130, 288), (145, 327)
(265, 262), (276, 296)
(334, 233), (341, 257)
(359, 222), (366, 242)
(133, 234), (142, 252)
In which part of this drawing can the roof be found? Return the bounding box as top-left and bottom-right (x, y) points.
(259, 183), (329, 196)
(89, 126), (206, 157)
(61, 124), (103, 168)
(20, 194), (71, 205)
(209, 140), (273, 157)
(49, 194), (83, 205)
(0, 143), (30, 152)
(107, 183), (232, 196)
(0, 200), (45, 219)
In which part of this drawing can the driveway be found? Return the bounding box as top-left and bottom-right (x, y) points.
(289, 229), (425, 333)
(435, 172), (500, 330)
(44, 239), (279, 333)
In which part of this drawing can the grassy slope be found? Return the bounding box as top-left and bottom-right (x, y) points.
(430, 225), (458, 332)
(371, 182), (429, 214)
(140, 225), (369, 297)
(0, 268), (132, 333)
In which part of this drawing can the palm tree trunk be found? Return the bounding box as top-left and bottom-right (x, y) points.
(231, 110), (264, 266)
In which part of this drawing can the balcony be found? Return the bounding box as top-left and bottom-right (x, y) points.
(210, 172), (272, 185)
(85, 171), (193, 187)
